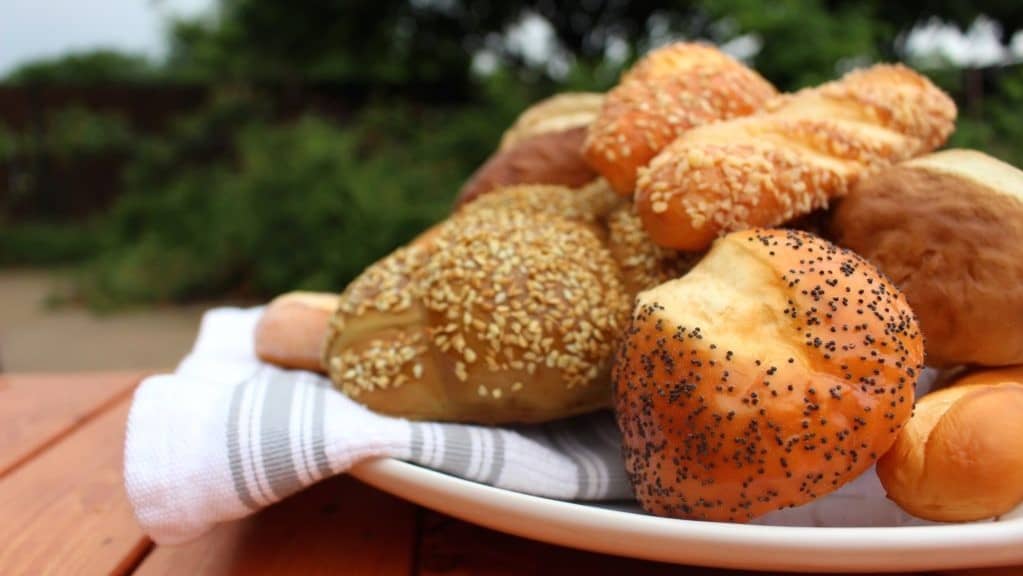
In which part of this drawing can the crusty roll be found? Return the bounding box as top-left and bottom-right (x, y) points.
(877, 366), (1023, 522)
(323, 189), (631, 423)
(456, 129), (597, 208)
(583, 42), (777, 195)
(499, 92), (604, 150)
(255, 292), (339, 372)
(456, 93), (603, 208)
(635, 64), (957, 250)
(613, 229), (923, 522)
(606, 203), (700, 298)
(832, 149), (1023, 367)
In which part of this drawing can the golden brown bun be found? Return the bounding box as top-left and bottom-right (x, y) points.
(613, 229), (923, 522)
(635, 64), (957, 250)
(499, 92), (604, 150)
(877, 366), (1023, 522)
(583, 42), (777, 195)
(324, 186), (631, 423)
(455, 127), (597, 208)
(605, 203), (701, 298)
(255, 292), (339, 372)
(832, 149), (1023, 367)
(457, 180), (620, 226)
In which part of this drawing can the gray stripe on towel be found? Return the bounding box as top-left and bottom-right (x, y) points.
(409, 424), (423, 461)
(260, 371), (302, 499)
(226, 373), (258, 510)
(439, 425), (474, 477)
(483, 429), (506, 485)
(310, 383), (333, 479)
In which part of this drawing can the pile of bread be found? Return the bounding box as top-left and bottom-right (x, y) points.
(254, 43), (1023, 525)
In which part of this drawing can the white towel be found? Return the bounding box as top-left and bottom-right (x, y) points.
(124, 306), (936, 545)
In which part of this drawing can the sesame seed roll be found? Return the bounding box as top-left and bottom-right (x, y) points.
(323, 184), (631, 423)
(583, 42), (778, 196)
(634, 64), (957, 251)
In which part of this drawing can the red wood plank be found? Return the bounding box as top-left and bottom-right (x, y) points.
(133, 475), (418, 575)
(0, 399), (150, 575)
(0, 372), (144, 478)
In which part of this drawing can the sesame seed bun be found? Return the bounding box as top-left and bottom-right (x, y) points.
(605, 202), (701, 298)
(324, 187), (631, 423)
(832, 149), (1023, 367)
(457, 181), (620, 225)
(634, 64), (956, 251)
(877, 366), (1023, 522)
(613, 229), (923, 522)
(583, 42), (777, 196)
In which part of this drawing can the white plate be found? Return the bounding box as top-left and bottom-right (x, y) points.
(350, 457), (1023, 573)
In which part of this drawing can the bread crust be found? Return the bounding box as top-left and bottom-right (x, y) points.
(255, 292), (339, 372)
(324, 186), (631, 423)
(499, 92), (604, 150)
(635, 64), (956, 250)
(876, 366), (1023, 522)
(583, 42), (777, 195)
(613, 229), (923, 521)
(456, 93), (604, 208)
(832, 149), (1023, 367)
(606, 202), (701, 298)
(455, 132), (599, 208)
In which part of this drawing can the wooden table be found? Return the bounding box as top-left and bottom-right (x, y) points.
(0, 372), (1016, 575)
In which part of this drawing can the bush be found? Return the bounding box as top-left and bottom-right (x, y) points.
(42, 107), (135, 159)
(77, 85), (523, 307)
(942, 65), (1023, 168)
(5, 50), (157, 84)
(0, 221), (101, 266)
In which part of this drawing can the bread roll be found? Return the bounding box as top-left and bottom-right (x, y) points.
(323, 189), (631, 423)
(613, 229), (923, 522)
(606, 203), (700, 298)
(877, 366), (1023, 522)
(458, 181), (619, 225)
(456, 93), (603, 208)
(456, 129), (597, 208)
(499, 92), (604, 150)
(251, 184), (633, 395)
(583, 42), (777, 195)
(255, 292), (339, 372)
(635, 64), (956, 250)
(832, 149), (1023, 367)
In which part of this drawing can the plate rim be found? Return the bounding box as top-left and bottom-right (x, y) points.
(350, 457), (1023, 573)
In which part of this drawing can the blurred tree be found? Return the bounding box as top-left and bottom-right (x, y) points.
(166, 0), (520, 86)
(163, 0), (1023, 93)
(5, 50), (157, 84)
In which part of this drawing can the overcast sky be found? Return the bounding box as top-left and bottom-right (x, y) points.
(2, 3), (1021, 77)
(0, 0), (213, 75)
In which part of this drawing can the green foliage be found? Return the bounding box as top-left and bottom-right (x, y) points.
(699, 0), (884, 90)
(5, 49), (157, 84)
(7, 0), (1023, 309)
(77, 84), (520, 307)
(165, 0), (519, 84)
(0, 123), (17, 161)
(41, 107), (135, 158)
(0, 221), (101, 266)
(945, 66), (1023, 167)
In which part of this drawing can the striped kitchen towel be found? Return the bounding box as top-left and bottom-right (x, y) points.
(124, 307), (932, 545)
